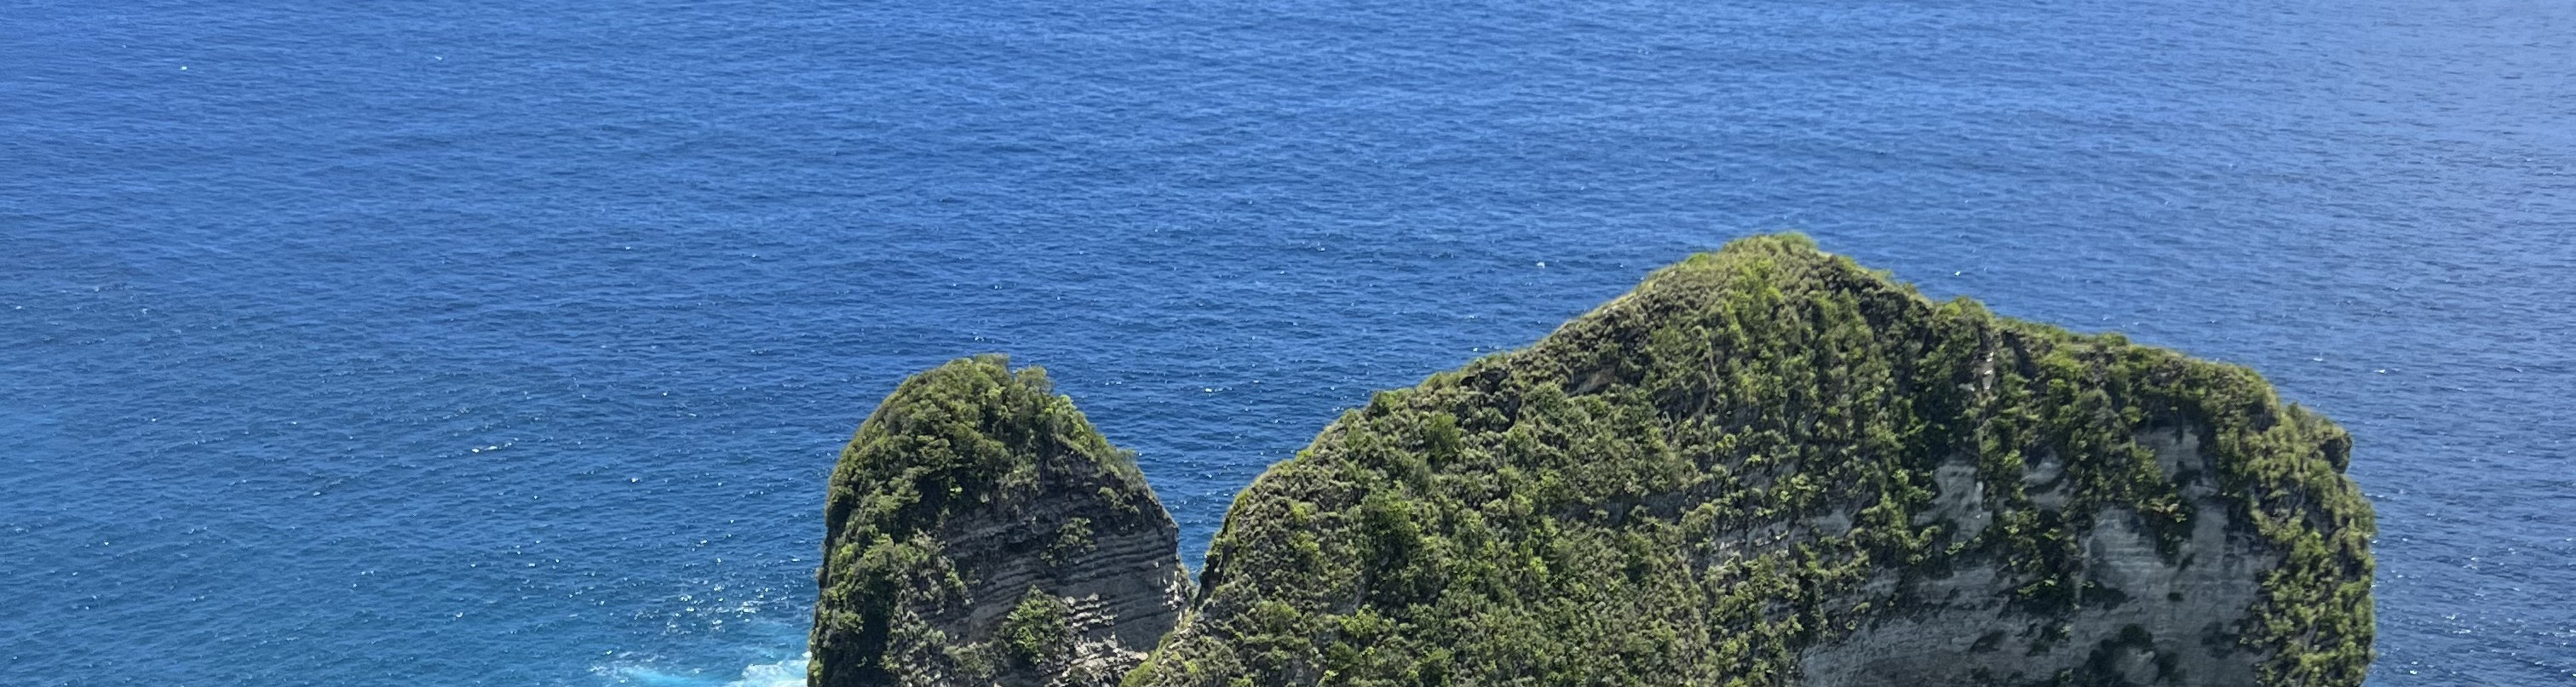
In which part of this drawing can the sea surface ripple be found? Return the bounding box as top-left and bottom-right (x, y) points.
(3, 0), (2569, 684)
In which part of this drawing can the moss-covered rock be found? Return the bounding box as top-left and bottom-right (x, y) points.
(809, 356), (1192, 687)
(1124, 234), (2372, 687)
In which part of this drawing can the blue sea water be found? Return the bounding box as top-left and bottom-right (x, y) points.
(4, 0), (2571, 684)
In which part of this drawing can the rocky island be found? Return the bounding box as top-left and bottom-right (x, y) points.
(808, 358), (1194, 687)
(810, 235), (2374, 687)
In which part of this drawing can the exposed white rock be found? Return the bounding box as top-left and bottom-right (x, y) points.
(1800, 425), (2272, 686)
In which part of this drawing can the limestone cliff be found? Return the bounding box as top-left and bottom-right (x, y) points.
(811, 235), (2374, 687)
(1128, 235), (2372, 687)
(808, 356), (1190, 687)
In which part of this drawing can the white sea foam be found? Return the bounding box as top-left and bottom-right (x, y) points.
(595, 653), (805, 687)
(719, 655), (808, 687)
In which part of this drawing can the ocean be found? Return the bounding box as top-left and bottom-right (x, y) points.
(3, 0), (2568, 684)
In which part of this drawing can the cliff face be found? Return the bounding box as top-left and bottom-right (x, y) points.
(1129, 236), (2372, 687)
(808, 356), (1190, 687)
(811, 235), (2373, 687)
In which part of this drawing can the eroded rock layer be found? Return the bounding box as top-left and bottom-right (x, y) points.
(809, 356), (1190, 687)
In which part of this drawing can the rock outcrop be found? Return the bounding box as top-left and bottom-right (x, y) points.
(808, 356), (1190, 687)
(812, 235), (2374, 687)
(1126, 236), (2372, 687)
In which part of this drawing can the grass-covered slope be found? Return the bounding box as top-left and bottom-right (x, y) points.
(1127, 235), (2372, 687)
(811, 356), (1188, 687)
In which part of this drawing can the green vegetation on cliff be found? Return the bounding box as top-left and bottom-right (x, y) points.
(809, 355), (1164, 686)
(1126, 235), (2372, 687)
